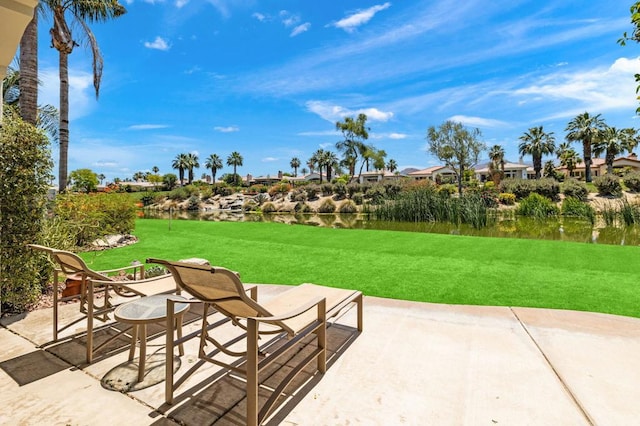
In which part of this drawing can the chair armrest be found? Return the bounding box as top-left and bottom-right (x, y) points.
(98, 263), (145, 279)
(249, 296), (325, 324)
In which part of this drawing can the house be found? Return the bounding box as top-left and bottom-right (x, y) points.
(358, 169), (403, 184)
(557, 154), (640, 179)
(407, 165), (457, 182)
(474, 161), (531, 182)
(288, 172), (327, 184)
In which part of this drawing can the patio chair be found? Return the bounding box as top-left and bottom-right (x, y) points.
(29, 244), (179, 363)
(147, 258), (363, 426)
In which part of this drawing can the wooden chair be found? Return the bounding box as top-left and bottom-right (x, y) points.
(147, 258), (363, 426)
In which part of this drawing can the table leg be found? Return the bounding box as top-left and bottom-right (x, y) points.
(129, 325), (138, 361)
(138, 324), (147, 382)
(176, 314), (184, 356)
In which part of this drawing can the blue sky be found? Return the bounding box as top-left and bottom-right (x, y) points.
(33, 0), (640, 183)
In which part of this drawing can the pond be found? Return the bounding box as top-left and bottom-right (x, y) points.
(142, 209), (640, 246)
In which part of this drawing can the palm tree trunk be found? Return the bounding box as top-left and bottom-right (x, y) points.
(19, 11), (38, 126)
(584, 141), (592, 182)
(58, 51), (70, 192)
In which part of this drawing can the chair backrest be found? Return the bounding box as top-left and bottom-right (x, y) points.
(29, 244), (109, 281)
(147, 258), (272, 320)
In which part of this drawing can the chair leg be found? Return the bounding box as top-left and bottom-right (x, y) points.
(176, 313), (184, 356)
(318, 299), (327, 373)
(86, 282), (94, 364)
(356, 293), (363, 332)
(138, 324), (147, 383)
(247, 318), (259, 426)
(128, 325), (138, 361)
(165, 300), (175, 404)
(53, 271), (60, 341)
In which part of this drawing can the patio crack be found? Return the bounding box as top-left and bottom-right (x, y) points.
(509, 307), (594, 426)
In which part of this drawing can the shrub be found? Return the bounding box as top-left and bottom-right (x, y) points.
(318, 198), (337, 213)
(168, 187), (189, 201)
(261, 202), (277, 213)
(140, 192), (156, 206)
(305, 185), (320, 200)
(248, 184), (268, 194)
(366, 185), (386, 204)
(333, 181), (348, 199)
(623, 171), (640, 192)
(347, 182), (362, 198)
(561, 197), (595, 223)
(563, 179), (589, 201)
(0, 114), (53, 311)
(352, 192), (364, 205)
(321, 183), (334, 196)
(291, 188), (307, 202)
(383, 181), (403, 198)
(268, 182), (291, 197)
(243, 200), (258, 211)
(515, 193), (559, 219)
(533, 178), (561, 201)
(215, 183), (234, 197)
(338, 199), (358, 213)
(593, 174), (622, 197)
(500, 178), (533, 200)
(294, 202), (312, 213)
(498, 193), (516, 205)
(484, 181), (496, 190)
(186, 195), (200, 210)
(437, 184), (457, 196)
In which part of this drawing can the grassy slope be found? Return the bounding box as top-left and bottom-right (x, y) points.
(81, 219), (640, 318)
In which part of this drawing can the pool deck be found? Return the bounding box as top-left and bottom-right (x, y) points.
(1, 284), (639, 425)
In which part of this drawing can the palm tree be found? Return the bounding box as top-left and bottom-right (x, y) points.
(226, 151), (243, 186)
(132, 171), (145, 182)
(488, 144), (505, 184)
(43, 0), (127, 191)
(300, 167), (308, 175)
(306, 158), (315, 174)
(519, 126), (556, 179)
(19, 9), (38, 125)
(204, 153), (223, 183)
(558, 148), (582, 177)
(290, 157), (301, 177)
(310, 149), (325, 183)
(152, 166), (159, 174)
(386, 159), (398, 173)
(594, 126), (635, 174)
(186, 152), (199, 184)
(322, 151), (339, 182)
(172, 153), (189, 185)
(97, 173), (105, 185)
(565, 112), (606, 183)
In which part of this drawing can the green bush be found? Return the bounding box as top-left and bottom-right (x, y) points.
(305, 185), (320, 200)
(261, 202), (277, 213)
(563, 179), (589, 201)
(383, 181), (403, 198)
(593, 175), (622, 197)
(347, 182), (363, 198)
(321, 183), (334, 196)
(437, 184), (457, 196)
(291, 188), (307, 202)
(294, 202), (312, 213)
(561, 197), (595, 223)
(186, 195), (200, 210)
(352, 192), (364, 205)
(168, 187), (189, 201)
(515, 193), (559, 219)
(498, 193), (516, 205)
(0, 114), (53, 311)
(623, 171), (640, 192)
(318, 198), (337, 213)
(366, 185), (386, 204)
(334, 181), (348, 199)
(338, 199), (358, 213)
(533, 178), (561, 201)
(140, 192), (156, 206)
(500, 178), (559, 201)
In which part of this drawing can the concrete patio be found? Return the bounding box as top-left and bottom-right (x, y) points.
(1, 284), (639, 425)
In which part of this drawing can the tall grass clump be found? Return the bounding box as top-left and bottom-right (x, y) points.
(515, 193), (559, 219)
(371, 187), (493, 229)
(561, 197), (595, 224)
(619, 199), (640, 226)
(601, 202), (618, 226)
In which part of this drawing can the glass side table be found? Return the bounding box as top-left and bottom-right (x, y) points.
(114, 294), (190, 383)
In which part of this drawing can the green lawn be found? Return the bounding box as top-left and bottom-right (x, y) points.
(80, 219), (640, 318)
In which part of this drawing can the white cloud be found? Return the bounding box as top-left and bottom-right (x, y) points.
(93, 161), (118, 167)
(298, 130), (341, 137)
(389, 132), (408, 139)
(214, 125), (240, 132)
(262, 157), (278, 162)
(127, 124), (170, 130)
(512, 56), (640, 120)
(144, 36), (170, 51)
(448, 115), (509, 128)
(252, 12), (266, 22)
(175, 0), (188, 8)
(39, 67), (96, 121)
(291, 23), (311, 37)
(331, 2), (392, 33)
(279, 10), (299, 27)
(306, 101), (394, 123)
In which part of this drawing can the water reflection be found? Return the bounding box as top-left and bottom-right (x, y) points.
(142, 210), (640, 246)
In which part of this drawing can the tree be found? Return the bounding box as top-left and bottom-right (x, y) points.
(565, 112), (606, 183)
(488, 144), (505, 184)
(44, 0), (126, 192)
(204, 153), (223, 183)
(148, 173), (163, 190)
(323, 151), (339, 182)
(558, 147), (582, 177)
(132, 171), (145, 182)
(336, 114), (369, 180)
(226, 151), (243, 186)
(97, 173), (105, 185)
(619, 2), (640, 113)
(300, 167), (308, 175)
(594, 126), (635, 174)
(163, 173), (177, 190)
(309, 149), (325, 183)
(172, 153), (188, 185)
(427, 121), (486, 195)
(152, 166), (159, 174)
(19, 9), (38, 125)
(69, 168), (98, 192)
(519, 126), (556, 179)
(290, 157), (301, 177)
(186, 152), (199, 184)
(386, 159), (398, 173)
